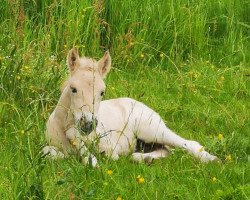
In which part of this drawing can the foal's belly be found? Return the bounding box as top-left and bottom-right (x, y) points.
(98, 132), (136, 156)
(96, 98), (166, 156)
(97, 98), (138, 155)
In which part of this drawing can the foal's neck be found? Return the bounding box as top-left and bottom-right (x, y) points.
(54, 86), (74, 129)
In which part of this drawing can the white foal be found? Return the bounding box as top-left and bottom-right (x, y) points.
(43, 47), (219, 166)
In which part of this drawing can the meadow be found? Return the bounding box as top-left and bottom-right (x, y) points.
(0, 0), (249, 199)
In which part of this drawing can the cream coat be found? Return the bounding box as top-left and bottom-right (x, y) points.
(43, 48), (219, 166)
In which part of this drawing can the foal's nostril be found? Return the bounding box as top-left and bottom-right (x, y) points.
(79, 117), (85, 127)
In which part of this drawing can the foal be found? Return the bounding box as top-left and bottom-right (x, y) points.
(43, 48), (219, 166)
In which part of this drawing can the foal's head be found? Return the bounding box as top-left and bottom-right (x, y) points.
(66, 48), (111, 134)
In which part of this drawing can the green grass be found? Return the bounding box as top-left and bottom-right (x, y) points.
(0, 0), (249, 199)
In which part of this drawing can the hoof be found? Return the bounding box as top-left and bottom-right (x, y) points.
(82, 154), (99, 168)
(144, 156), (154, 165)
(211, 156), (222, 164)
(42, 146), (65, 159)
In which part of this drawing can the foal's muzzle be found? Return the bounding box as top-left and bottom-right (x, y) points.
(79, 116), (98, 135)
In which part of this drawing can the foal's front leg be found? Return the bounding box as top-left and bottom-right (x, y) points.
(65, 127), (98, 167)
(42, 145), (65, 159)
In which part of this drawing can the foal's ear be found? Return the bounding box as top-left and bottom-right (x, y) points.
(98, 50), (111, 78)
(67, 47), (80, 72)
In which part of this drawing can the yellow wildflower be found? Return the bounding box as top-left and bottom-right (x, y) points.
(57, 171), (64, 176)
(160, 53), (164, 58)
(136, 175), (145, 184)
(198, 147), (204, 152)
(116, 196), (123, 200)
(220, 76), (225, 81)
(107, 170), (113, 175)
(188, 71), (194, 76)
(140, 54), (144, 58)
(24, 65), (30, 70)
(70, 139), (77, 147)
(218, 134), (224, 140)
(20, 130), (25, 135)
(64, 44), (67, 48)
(211, 176), (217, 182)
(225, 154), (232, 161)
(16, 75), (21, 80)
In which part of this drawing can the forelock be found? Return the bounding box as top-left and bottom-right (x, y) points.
(79, 57), (97, 70)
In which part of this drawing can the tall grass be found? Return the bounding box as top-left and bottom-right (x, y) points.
(0, 0), (249, 199)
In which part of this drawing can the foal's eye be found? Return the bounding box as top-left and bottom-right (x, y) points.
(100, 91), (105, 96)
(71, 87), (77, 93)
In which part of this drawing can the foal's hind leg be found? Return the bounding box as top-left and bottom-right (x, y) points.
(132, 148), (170, 164)
(135, 111), (219, 162)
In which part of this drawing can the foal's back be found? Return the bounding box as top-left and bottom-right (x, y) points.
(97, 98), (162, 136)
